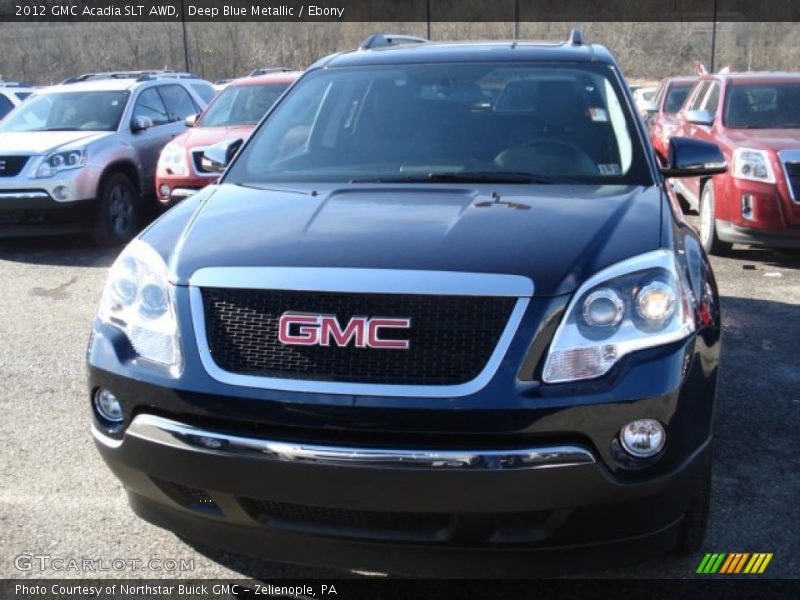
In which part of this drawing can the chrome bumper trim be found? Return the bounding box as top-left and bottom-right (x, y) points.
(170, 187), (202, 199)
(189, 267), (534, 297)
(94, 414), (596, 471)
(0, 191), (50, 201)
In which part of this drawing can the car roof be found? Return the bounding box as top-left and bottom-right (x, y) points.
(705, 71), (800, 84)
(316, 40), (616, 68)
(229, 71), (303, 88)
(667, 76), (697, 84)
(35, 77), (206, 94)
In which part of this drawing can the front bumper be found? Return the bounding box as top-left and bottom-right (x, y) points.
(93, 412), (711, 576)
(717, 219), (800, 248)
(0, 190), (97, 236)
(88, 272), (720, 576)
(155, 174), (214, 206)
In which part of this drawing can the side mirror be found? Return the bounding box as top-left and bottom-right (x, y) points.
(131, 116), (154, 133)
(661, 137), (727, 178)
(201, 138), (243, 173)
(641, 100), (659, 114)
(185, 113), (198, 128)
(684, 109), (714, 126)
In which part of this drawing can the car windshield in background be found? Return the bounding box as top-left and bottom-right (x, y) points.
(226, 63), (648, 185)
(724, 82), (800, 129)
(0, 91), (129, 132)
(199, 83), (289, 127)
(664, 84), (693, 113)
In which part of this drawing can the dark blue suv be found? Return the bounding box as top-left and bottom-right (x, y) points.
(88, 31), (726, 576)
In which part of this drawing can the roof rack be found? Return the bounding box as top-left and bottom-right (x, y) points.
(359, 33), (428, 51)
(248, 67), (295, 77)
(61, 70), (201, 84)
(0, 80), (34, 88)
(568, 28), (583, 46)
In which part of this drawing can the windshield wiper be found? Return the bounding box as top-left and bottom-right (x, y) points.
(350, 171), (567, 184)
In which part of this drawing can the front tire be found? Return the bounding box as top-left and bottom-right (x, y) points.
(92, 172), (140, 245)
(699, 182), (732, 256)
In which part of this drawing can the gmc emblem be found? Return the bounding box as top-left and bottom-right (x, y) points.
(278, 313), (411, 349)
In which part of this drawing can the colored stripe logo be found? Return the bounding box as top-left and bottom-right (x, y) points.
(697, 553), (773, 574)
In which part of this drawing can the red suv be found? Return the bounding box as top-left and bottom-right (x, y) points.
(672, 72), (800, 254)
(156, 71), (301, 206)
(645, 76), (696, 161)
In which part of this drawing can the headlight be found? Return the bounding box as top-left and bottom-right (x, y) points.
(732, 148), (775, 183)
(158, 142), (189, 176)
(542, 250), (695, 384)
(35, 148), (86, 178)
(97, 239), (182, 370)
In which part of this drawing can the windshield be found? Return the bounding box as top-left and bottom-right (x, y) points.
(0, 90), (128, 132)
(664, 84), (693, 113)
(226, 63), (649, 185)
(724, 82), (800, 129)
(199, 83), (290, 127)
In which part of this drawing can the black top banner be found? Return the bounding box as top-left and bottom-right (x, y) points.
(1, 0), (799, 23)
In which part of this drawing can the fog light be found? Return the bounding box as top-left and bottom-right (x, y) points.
(741, 194), (755, 221)
(620, 419), (665, 458)
(94, 388), (123, 423)
(159, 184), (170, 198)
(53, 185), (69, 201)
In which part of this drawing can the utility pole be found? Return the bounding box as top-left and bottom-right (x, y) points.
(514, 0), (519, 40)
(710, 0), (718, 72)
(426, 0), (431, 40)
(180, 0), (190, 72)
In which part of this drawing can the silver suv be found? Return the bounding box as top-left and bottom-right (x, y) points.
(0, 71), (213, 243)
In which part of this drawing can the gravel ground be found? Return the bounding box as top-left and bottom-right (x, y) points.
(0, 216), (798, 580)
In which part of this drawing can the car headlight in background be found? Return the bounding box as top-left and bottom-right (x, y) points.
(158, 142), (189, 176)
(35, 148), (86, 178)
(732, 148), (775, 183)
(542, 250), (695, 383)
(97, 240), (182, 371)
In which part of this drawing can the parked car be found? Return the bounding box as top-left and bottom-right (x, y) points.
(156, 70), (301, 206)
(0, 81), (35, 120)
(0, 71), (211, 243)
(89, 31), (725, 576)
(644, 76), (697, 157)
(672, 71), (800, 254)
(633, 86), (657, 116)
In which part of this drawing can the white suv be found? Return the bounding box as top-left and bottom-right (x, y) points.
(0, 71), (213, 243)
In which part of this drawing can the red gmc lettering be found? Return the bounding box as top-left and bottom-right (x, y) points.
(278, 313), (411, 349)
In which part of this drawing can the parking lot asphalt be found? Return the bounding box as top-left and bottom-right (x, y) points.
(0, 214), (798, 580)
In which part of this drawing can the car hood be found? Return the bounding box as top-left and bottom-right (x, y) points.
(0, 130), (112, 154)
(151, 183), (663, 297)
(722, 129), (800, 152)
(174, 125), (254, 150)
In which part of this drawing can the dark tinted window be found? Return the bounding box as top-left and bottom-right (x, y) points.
(133, 88), (169, 126)
(14, 92), (31, 101)
(0, 94), (13, 120)
(688, 81), (711, 111)
(724, 82), (800, 128)
(199, 83), (290, 127)
(664, 84), (693, 113)
(228, 63), (650, 186)
(704, 82), (720, 115)
(191, 82), (215, 104)
(158, 84), (198, 120)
